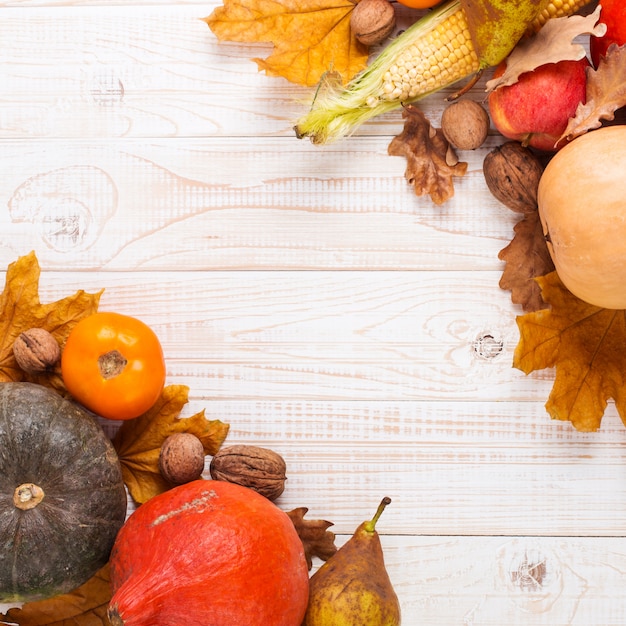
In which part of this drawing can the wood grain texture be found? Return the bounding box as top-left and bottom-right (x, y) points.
(1, 2), (623, 624)
(0, 4), (490, 138)
(0, 136), (515, 270)
(355, 535), (626, 626)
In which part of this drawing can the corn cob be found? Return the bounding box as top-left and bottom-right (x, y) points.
(528, 0), (592, 33)
(295, 0), (593, 144)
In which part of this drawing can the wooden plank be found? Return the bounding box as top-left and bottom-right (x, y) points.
(180, 399), (626, 537)
(0, 4), (491, 139)
(28, 269), (543, 402)
(0, 4), (320, 138)
(351, 535), (626, 625)
(0, 136), (514, 270)
(2, 0), (211, 5)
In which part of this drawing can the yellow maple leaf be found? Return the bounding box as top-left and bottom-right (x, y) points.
(112, 384), (230, 504)
(514, 271), (626, 432)
(203, 0), (369, 87)
(0, 252), (102, 393)
(1, 564), (111, 626)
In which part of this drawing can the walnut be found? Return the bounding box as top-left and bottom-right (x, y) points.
(210, 445), (287, 501)
(483, 141), (545, 213)
(350, 0), (396, 47)
(441, 99), (490, 151)
(13, 328), (61, 374)
(159, 433), (206, 485)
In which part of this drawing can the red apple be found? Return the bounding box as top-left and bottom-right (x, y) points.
(487, 58), (589, 152)
(590, 0), (626, 67)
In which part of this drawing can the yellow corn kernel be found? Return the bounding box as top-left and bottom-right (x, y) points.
(528, 0), (594, 33)
(379, 10), (480, 105)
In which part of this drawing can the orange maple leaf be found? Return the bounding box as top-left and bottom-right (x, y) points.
(203, 0), (369, 87)
(514, 271), (626, 431)
(0, 251), (101, 393)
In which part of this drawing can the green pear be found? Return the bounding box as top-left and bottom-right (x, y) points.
(461, 0), (550, 67)
(302, 497), (401, 626)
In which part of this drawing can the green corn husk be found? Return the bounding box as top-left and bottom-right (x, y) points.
(294, 0), (472, 145)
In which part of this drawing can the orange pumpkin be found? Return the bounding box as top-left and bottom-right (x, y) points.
(537, 125), (626, 309)
(108, 480), (309, 626)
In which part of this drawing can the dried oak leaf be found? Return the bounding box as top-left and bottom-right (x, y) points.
(485, 6), (606, 91)
(388, 105), (468, 206)
(203, 0), (368, 87)
(561, 44), (626, 142)
(0, 251), (101, 394)
(514, 272), (626, 432)
(1, 564), (111, 626)
(286, 507), (337, 570)
(498, 210), (555, 312)
(112, 384), (230, 504)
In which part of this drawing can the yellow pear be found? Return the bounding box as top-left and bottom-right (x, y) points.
(302, 497), (401, 626)
(461, 0), (550, 67)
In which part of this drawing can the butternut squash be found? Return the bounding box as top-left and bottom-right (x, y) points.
(538, 125), (626, 309)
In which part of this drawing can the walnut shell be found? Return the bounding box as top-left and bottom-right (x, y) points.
(210, 445), (287, 501)
(483, 141), (545, 213)
(159, 433), (206, 485)
(13, 328), (61, 374)
(441, 99), (490, 151)
(350, 0), (395, 47)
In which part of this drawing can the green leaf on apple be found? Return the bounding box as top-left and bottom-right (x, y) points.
(485, 5), (606, 91)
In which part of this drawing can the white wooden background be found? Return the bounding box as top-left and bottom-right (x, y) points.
(2, 1), (626, 624)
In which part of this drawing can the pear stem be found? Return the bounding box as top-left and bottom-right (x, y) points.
(363, 496), (391, 533)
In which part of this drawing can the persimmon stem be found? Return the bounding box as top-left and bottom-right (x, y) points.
(98, 350), (127, 379)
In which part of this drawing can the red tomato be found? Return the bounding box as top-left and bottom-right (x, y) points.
(396, 0), (443, 9)
(61, 312), (166, 420)
(590, 0), (626, 67)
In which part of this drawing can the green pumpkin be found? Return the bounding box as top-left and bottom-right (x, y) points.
(0, 382), (127, 604)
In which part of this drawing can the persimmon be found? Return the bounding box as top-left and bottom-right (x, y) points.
(395, 0), (443, 9)
(61, 311), (166, 420)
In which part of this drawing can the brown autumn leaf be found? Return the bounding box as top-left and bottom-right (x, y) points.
(485, 6), (606, 91)
(286, 507), (337, 570)
(203, 0), (368, 87)
(112, 384), (230, 504)
(561, 44), (626, 142)
(1, 564), (111, 626)
(388, 104), (468, 206)
(0, 251), (101, 394)
(498, 210), (554, 312)
(514, 271), (626, 431)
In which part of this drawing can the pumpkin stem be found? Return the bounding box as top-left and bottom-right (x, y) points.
(107, 605), (125, 626)
(98, 350), (128, 379)
(13, 483), (45, 510)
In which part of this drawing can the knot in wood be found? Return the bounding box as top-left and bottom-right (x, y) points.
(473, 332), (504, 360)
